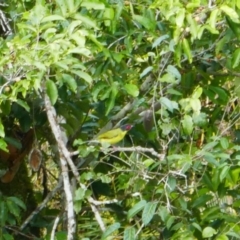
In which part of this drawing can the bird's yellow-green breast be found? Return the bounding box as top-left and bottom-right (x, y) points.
(96, 124), (133, 145)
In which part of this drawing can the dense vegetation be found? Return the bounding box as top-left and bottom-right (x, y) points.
(1, 0), (240, 239)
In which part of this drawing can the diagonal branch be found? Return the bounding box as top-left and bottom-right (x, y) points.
(44, 94), (76, 240)
(44, 94), (106, 233)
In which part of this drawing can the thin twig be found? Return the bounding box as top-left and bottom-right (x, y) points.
(20, 177), (63, 231)
(51, 216), (60, 240)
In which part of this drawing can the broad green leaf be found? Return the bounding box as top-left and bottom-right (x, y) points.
(190, 98), (201, 114)
(133, 15), (155, 30)
(174, 42), (182, 67)
(127, 200), (146, 220)
(209, 9), (219, 29)
(103, 8), (114, 27)
(6, 199), (20, 217)
(216, 235), (228, 240)
(182, 38), (192, 63)
(124, 227), (136, 240)
(160, 97), (178, 113)
(46, 80), (58, 105)
(186, 13), (198, 39)
(220, 5), (239, 23)
(166, 216), (175, 229)
(71, 33), (86, 47)
(159, 73), (177, 83)
(0, 139), (8, 152)
(192, 194), (213, 208)
(220, 137), (229, 149)
(101, 222), (120, 239)
(232, 48), (240, 68)
(71, 70), (92, 84)
(7, 197), (26, 210)
(181, 115), (193, 135)
(226, 16), (240, 40)
(56, 0), (67, 16)
(74, 188), (86, 201)
(100, 175), (111, 183)
(62, 74), (77, 92)
(0, 121), (5, 138)
(82, 0), (105, 10)
(41, 15), (65, 23)
(67, 48), (91, 57)
(140, 66), (153, 78)
(202, 226), (217, 238)
(152, 35), (169, 48)
(142, 202), (158, 226)
(16, 99), (30, 112)
(176, 9), (185, 28)
(220, 165), (229, 182)
(105, 84), (118, 115)
(166, 65), (181, 81)
(124, 84), (139, 97)
(73, 14), (98, 29)
(192, 86), (202, 99)
(66, 0), (75, 13)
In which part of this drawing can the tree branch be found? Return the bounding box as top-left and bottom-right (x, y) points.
(44, 93), (106, 233)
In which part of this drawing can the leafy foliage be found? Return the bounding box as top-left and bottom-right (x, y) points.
(1, 0), (240, 239)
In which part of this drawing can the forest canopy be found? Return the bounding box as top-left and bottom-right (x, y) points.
(0, 0), (240, 239)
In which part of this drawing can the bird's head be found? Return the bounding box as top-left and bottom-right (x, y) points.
(120, 124), (133, 131)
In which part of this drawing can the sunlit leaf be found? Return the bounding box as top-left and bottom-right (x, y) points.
(46, 80), (58, 105)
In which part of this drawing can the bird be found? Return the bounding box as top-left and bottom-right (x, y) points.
(96, 124), (133, 145)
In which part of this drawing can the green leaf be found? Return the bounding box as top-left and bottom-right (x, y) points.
(192, 86), (203, 99)
(127, 200), (146, 220)
(176, 9), (185, 28)
(46, 80), (58, 105)
(220, 165), (229, 182)
(181, 115), (193, 135)
(0, 121), (5, 138)
(71, 70), (92, 84)
(15, 99), (30, 112)
(190, 98), (201, 114)
(73, 14), (98, 29)
(152, 35), (169, 48)
(82, 0), (105, 10)
(62, 74), (77, 92)
(56, 0), (67, 16)
(192, 194), (213, 208)
(182, 38), (192, 63)
(186, 13), (198, 39)
(133, 15), (155, 30)
(160, 97), (179, 112)
(124, 84), (139, 97)
(101, 222), (120, 239)
(166, 65), (181, 81)
(202, 226), (217, 238)
(220, 5), (239, 23)
(208, 9), (219, 29)
(41, 15), (65, 23)
(105, 83), (118, 115)
(124, 227), (136, 240)
(1, 100), (11, 115)
(7, 197), (26, 210)
(232, 48), (240, 68)
(142, 202), (158, 226)
(74, 188), (86, 201)
(0, 139), (8, 152)
(140, 66), (153, 78)
(220, 137), (229, 149)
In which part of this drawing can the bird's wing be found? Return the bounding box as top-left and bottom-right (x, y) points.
(97, 129), (121, 140)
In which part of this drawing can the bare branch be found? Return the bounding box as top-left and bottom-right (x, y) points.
(44, 94), (76, 240)
(20, 177), (63, 231)
(44, 93), (106, 232)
